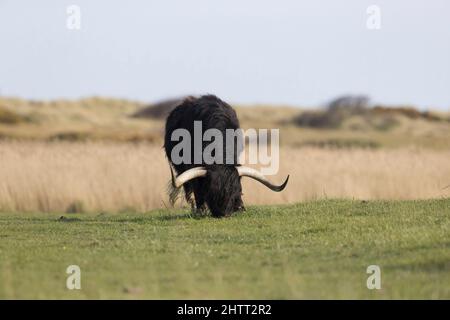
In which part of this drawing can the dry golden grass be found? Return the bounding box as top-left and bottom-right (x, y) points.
(0, 141), (448, 213)
(0, 142), (167, 213)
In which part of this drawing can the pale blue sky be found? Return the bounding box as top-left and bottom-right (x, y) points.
(0, 0), (449, 109)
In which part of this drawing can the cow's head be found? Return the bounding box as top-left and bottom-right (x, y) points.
(170, 165), (289, 217)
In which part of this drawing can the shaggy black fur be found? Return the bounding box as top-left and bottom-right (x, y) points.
(164, 95), (244, 217)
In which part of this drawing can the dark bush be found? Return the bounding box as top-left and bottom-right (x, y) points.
(0, 106), (28, 124)
(65, 200), (86, 214)
(131, 97), (186, 120)
(294, 95), (370, 129)
(295, 139), (379, 149)
(49, 132), (90, 142)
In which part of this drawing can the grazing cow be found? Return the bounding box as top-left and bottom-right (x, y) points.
(164, 95), (289, 217)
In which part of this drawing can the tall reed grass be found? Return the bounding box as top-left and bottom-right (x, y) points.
(0, 141), (448, 213)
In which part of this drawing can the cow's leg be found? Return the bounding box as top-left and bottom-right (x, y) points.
(182, 184), (195, 210)
(234, 198), (245, 212)
(193, 189), (206, 214)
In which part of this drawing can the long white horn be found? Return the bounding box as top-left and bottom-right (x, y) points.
(170, 166), (207, 188)
(237, 166), (289, 192)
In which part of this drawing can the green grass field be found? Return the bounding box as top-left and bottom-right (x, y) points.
(0, 199), (449, 299)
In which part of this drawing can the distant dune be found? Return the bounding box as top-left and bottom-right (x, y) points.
(0, 96), (449, 149)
